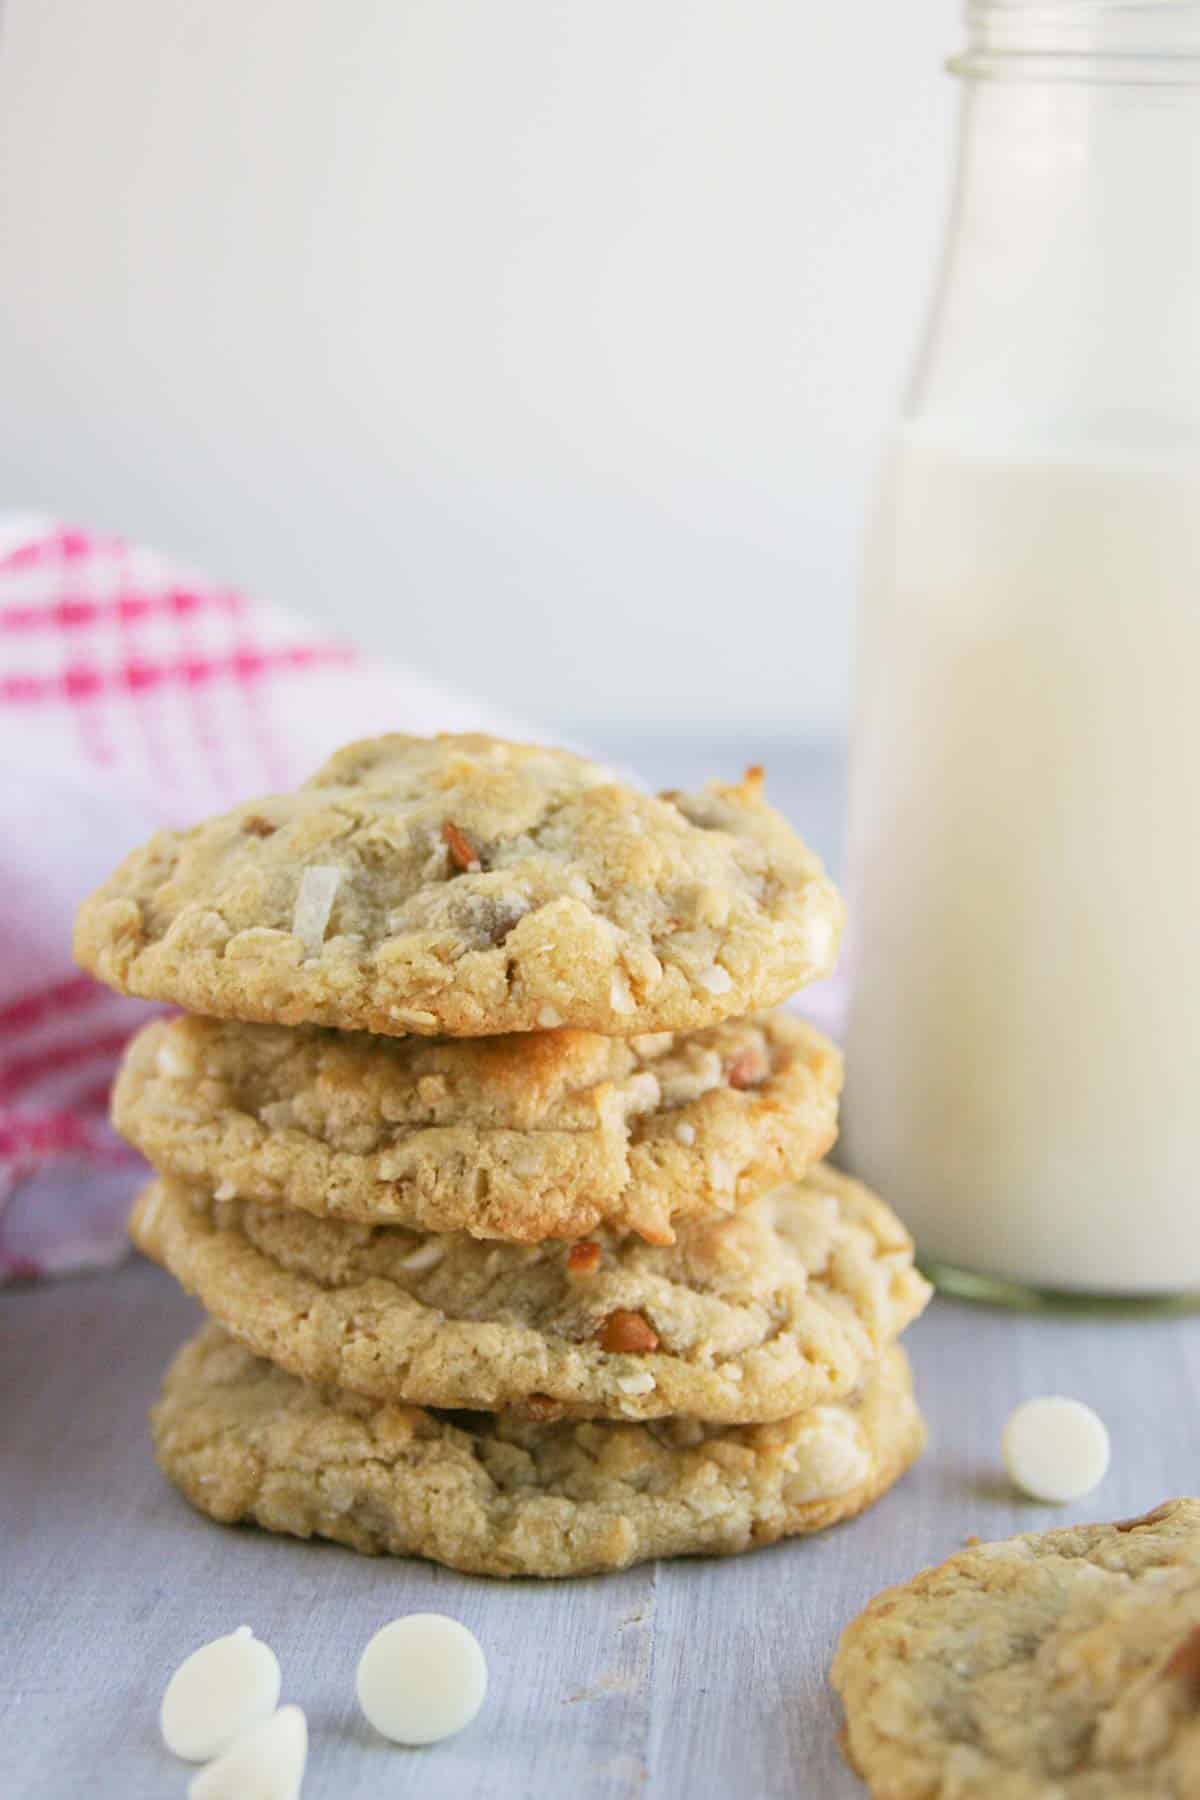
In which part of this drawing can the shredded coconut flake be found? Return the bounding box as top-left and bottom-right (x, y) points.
(805, 909), (836, 969)
(292, 866), (341, 955)
(616, 1370), (657, 1396)
(674, 1121), (697, 1146)
(696, 964), (733, 995)
(400, 1241), (446, 1273)
(138, 1188), (163, 1237)
(610, 969), (636, 1014)
(213, 1180), (237, 1202)
(707, 1154), (735, 1192)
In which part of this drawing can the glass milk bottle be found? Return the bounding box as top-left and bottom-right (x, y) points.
(842, 1), (1200, 1303)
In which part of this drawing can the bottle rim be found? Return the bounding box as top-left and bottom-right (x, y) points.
(952, 0), (1200, 81)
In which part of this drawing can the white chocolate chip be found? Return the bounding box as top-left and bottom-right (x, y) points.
(674, 1122), (696, 1146)
(189, 1705), (307, 1800)
(610, 969), (636, 1014)
(1002, 1396), (1111, 1503)
(160, 1626), (281, 1762)
(356, 1615), (487, 1746)
(213, 1180), (237, 1203)
(537, 1004), (563, 1028)
(386, 1007), (439, 1029)
(400, 1241), (446, 1273)
(696, 964), (733, 995)
(785, 1418), (871, 1501)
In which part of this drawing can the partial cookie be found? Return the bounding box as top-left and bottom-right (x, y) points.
(153, 1324), (924, 1579)
(832, 1499), (1200, 1799)
(74, 733), (842, 1037)
(113, 1010), (842, 1244)
(130, 1165), (931, 1424)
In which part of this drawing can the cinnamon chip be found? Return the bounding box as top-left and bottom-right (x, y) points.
(1116, 1502), (1175, 1532)
(1165, 1625), (1200, 1699)
(596, 1309), (659, 1354)
(523, 1393), (564, 1423)
(728, 1048), (769, 1090)
(567, 1242), (601, 1277)
(242, 815), (276, 837)
(441, 820), (481, 872)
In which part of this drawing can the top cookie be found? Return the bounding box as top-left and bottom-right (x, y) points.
(832, 1498), (1200, 1799)
(73, 734), (842, 1037)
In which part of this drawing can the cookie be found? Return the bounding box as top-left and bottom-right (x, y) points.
(153, 1324), (924, 1579)
(74, 734), (842, 1037)
(113, 1010), (842, 1245)
(130, 1165), (931, 1423)
(832, 1499), (1200, 1799)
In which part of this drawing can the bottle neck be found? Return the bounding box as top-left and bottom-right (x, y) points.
(953, 2), (1200, 80)
(909, 13), (1200, 455)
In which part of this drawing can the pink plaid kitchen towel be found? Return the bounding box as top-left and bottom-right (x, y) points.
(0, 519), (530, 1281)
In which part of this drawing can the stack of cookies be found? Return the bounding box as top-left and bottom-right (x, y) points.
(75, 734), (931, 1579)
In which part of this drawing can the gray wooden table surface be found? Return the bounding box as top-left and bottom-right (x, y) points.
(4, 735), (1200, 1800)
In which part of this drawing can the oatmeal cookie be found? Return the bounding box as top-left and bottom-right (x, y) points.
(832, 1499), (1200, 1798)
(153, 1324), (923, 1579)
(130, 1164), (930, 1423)
(74, 734), (842, 1037)
(113, 1010), (841, 1244)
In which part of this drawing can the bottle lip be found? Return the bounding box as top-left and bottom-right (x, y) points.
(953, 0), (1200, 81)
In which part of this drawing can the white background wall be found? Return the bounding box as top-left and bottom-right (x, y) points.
(0, 1), (958, 737)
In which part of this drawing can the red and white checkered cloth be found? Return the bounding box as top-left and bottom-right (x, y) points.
(0, 520), (529, 1281)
